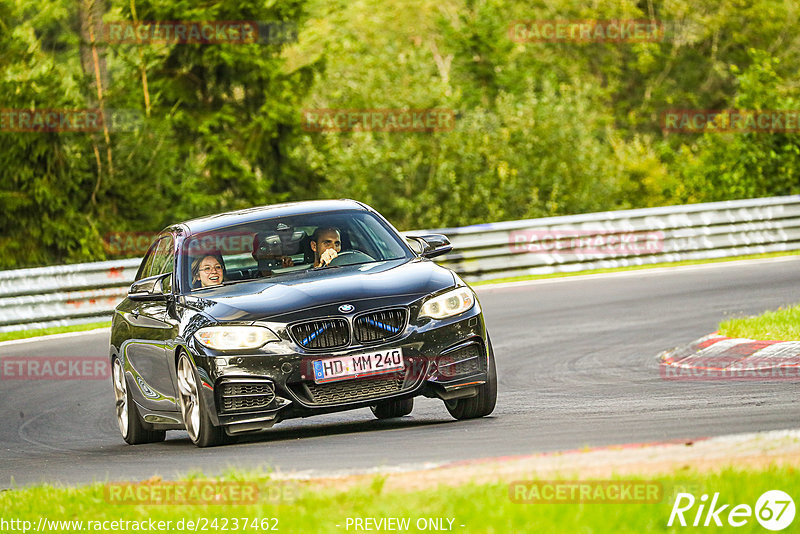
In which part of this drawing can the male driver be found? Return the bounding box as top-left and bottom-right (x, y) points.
(311, 227), (341, 267)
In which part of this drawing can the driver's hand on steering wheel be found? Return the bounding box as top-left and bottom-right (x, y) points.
(319, 248), (338, 267)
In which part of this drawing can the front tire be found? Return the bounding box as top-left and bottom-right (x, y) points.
(444, 337), (498, 420)
(112, 358), (166, 445)
(370, 398), (414, 419)
(177, 352), (226, 447)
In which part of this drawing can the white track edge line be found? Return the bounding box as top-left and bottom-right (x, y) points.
(474, 255), (800, 292)
(0, 328), (111, 347)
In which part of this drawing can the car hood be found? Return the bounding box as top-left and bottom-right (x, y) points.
(182, 258), (456, 322)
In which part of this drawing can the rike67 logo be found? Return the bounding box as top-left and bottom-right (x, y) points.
(668, 490), (795, 531)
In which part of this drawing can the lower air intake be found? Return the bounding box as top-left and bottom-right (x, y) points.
(218, 380), (276, 413)
(300, 374), (405, 404)
(438, 343), (483, 379)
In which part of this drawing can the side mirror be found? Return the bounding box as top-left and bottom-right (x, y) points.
(128, 272), (172, 301)
(406, 234), (452, 259)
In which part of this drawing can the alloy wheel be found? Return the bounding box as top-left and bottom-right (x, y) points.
(112, 359), (128, 437)
(177, 355), (201, 442)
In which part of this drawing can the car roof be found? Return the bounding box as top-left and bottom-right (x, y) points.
(167, 199), (369, 235)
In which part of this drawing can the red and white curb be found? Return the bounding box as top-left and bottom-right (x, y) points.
(659, 333), (800, 380)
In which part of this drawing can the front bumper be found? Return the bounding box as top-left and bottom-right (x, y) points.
(192, 306), (489, 433)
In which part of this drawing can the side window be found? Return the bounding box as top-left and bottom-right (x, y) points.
(135, 236), (173, 281)
(136, 239), (161, 281)
(152, 236), (175, 276)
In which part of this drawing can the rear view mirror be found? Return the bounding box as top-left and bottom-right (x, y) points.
(128, 272), (171, 301)
(406, 234), (452, 259)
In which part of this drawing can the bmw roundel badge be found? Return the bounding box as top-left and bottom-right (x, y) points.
(338, 304), (355, 313)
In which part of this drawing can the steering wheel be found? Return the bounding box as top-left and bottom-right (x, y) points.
(327, 250), (375, 267)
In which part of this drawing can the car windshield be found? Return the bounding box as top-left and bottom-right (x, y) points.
(183, 209), (413, 291)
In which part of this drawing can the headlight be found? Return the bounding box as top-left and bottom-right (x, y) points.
(194, 326), (279, 351)
(419, 287), (476, 319)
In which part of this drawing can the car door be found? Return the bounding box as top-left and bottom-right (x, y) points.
(122, 235), (180, 413)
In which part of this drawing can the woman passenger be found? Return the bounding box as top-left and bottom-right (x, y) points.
(191, 254), (225, 288)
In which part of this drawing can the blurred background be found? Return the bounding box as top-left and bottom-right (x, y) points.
(1, 0), (799, 269)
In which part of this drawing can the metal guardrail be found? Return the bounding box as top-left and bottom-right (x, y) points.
(0, 259), (140, 332)
(1, 195), (799, 332)
(432, 194), (800, 281)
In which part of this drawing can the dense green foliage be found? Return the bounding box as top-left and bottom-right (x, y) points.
(2, 0), (800, 268)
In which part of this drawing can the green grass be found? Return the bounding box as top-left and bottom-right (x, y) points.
(1, 466), (797, 533)
(718, 304), (800, 341)
(0, 321), (111, 343)
(471, 250), (800, 286)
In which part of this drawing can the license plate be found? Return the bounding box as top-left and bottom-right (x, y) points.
(312, 348), (404, 383)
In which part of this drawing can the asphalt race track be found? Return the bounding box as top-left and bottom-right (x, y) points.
(1, 257), (798, 488)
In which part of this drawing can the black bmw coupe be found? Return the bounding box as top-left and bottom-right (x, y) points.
(110, 200), (497, 446)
